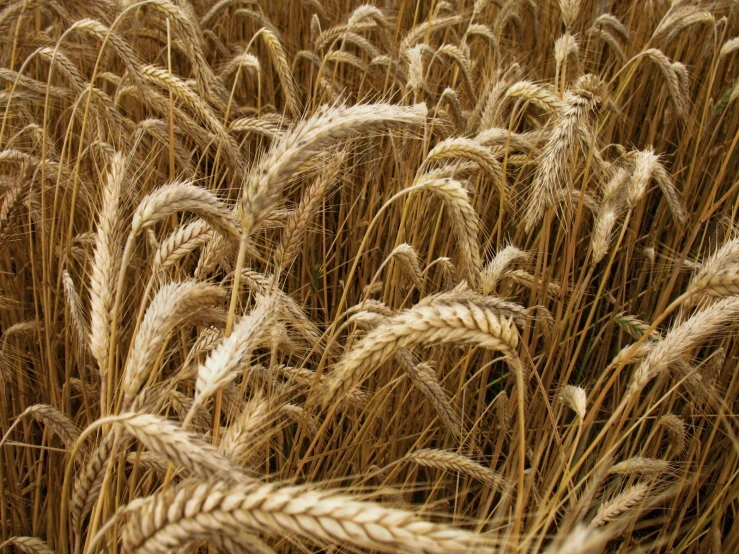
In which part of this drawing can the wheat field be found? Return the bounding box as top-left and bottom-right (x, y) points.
(0, 0), (738, 552)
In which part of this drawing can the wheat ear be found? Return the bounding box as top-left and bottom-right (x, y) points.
(89, 152), (124, 391)
(589, 483), (651, 528)
(628, 296), (739, 397)
(0, 536), (53, 554)
(122, 281), (226, 403)
(121, 479), (485, 554)
(404, 448), (509, 492)
(687, 236), (739, 300)
(240, 103), (426, 234)
(195, 296), (275, 405)
(322, 293), (521, 405)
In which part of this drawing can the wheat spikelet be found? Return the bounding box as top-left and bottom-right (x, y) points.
(241, 103), (426, 233)
(89, 152), (124, 380)
(435, 44), (475, 99)
(464, 23), (499, 61)
(258, 29), (300, 117)
(492, 0), (522, 36)
(558, 0), (581, 28)
(627, 149), (685, 223)
(591, 166), (628, 264)
(657, 414), (686, 457)
(720, 36), (739, 59)
(402, 360), (463, 440)
(0, 536), (53, 554)
(136, 118), (196, 175)
(614, 313), (662, 341)
(592, 13), (629, 41)
(401, 14), (463, 51)
(153, 219), (214, 273)
(230, 117), (282, 139)
(347, 4), (389, 32)
(275, 153), (343, 271)
(0, 168), (29, 243)
(136, 0), (225, 102)
(687, 236), (739, 299)
(592, 29), (627, 62)
(125, 451), (175, 475)
(403, 44), (427, 96)
(71, 432), (116, 533)
(502, 269), (562, 298)
(702, 348), (725, 393)
(219, 48), (261, 81)
(653, 6), (714, 44)
(122, 281), (226, 402)
(554, 33), (580, 76)
(589, 483), (651, 528)
(505, 80), (563, 113)
(68, 18), (142, 81)
(609, 457), (671, 477)
(15, 404), (80, 452)
(404, 448), (509, 491)
(628, 296), (739, 397)
(322, 293), (521, 405)
(413, 174), (481, 289)
(639, 49), (690, 121)
(387, 243), (424, 290)
(524, 74), (608, 232)
(195, 296), (275, 404)
(66, 378), (100, 401)
(121, 479), (484, 554)
(132, 182), (239, 240)
(240, 268), (335, 356)
(0, 67), (73, 99)
(482, 245), (529, 294)
(220, 394), (273, 466)
(200, 0), (256, 27)
(112, 413), (245, 480)
(139, 64), (240, 166)
(279, 403), (320, 435)
(424, 138), (504, 192)
(558, 385), (587, 422)
(62, 269), (90, 355)
(180, 327), (225, 380)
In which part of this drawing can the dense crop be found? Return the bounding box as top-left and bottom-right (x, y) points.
(0, 0), (738, 552)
